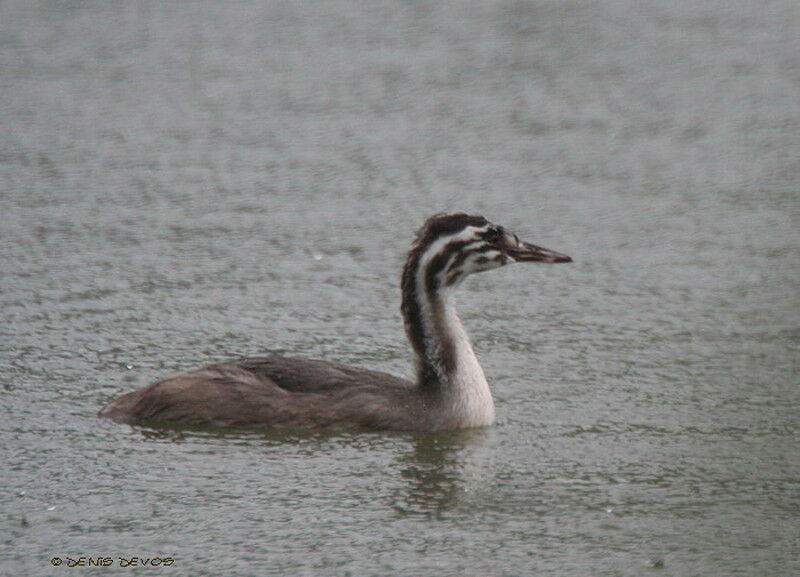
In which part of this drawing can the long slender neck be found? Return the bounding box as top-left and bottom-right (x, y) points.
(401, 243), (495, 427)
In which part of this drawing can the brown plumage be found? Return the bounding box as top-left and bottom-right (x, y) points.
(101, 357), (437, 430)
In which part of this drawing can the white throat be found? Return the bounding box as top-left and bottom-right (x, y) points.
(430, 290), (496, 428)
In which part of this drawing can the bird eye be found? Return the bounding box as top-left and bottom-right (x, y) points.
(484, 227), (503, 242)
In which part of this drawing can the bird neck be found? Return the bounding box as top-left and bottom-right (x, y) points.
(401, 248), (495, 427)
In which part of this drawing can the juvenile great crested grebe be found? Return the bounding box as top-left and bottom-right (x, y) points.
(99, 213), (571, 431)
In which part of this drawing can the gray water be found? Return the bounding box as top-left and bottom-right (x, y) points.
(2, 1), (799, 575)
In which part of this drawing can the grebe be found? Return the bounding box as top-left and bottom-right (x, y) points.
(99, 213), (571, 431)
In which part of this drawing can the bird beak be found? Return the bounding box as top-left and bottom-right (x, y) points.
(506, 241), (572, 263)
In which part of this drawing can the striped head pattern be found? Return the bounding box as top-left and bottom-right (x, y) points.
(400, 213), (571, 379)
(402, 213), (571, 294)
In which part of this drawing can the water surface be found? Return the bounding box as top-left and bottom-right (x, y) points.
(2, 1), (799, 576)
